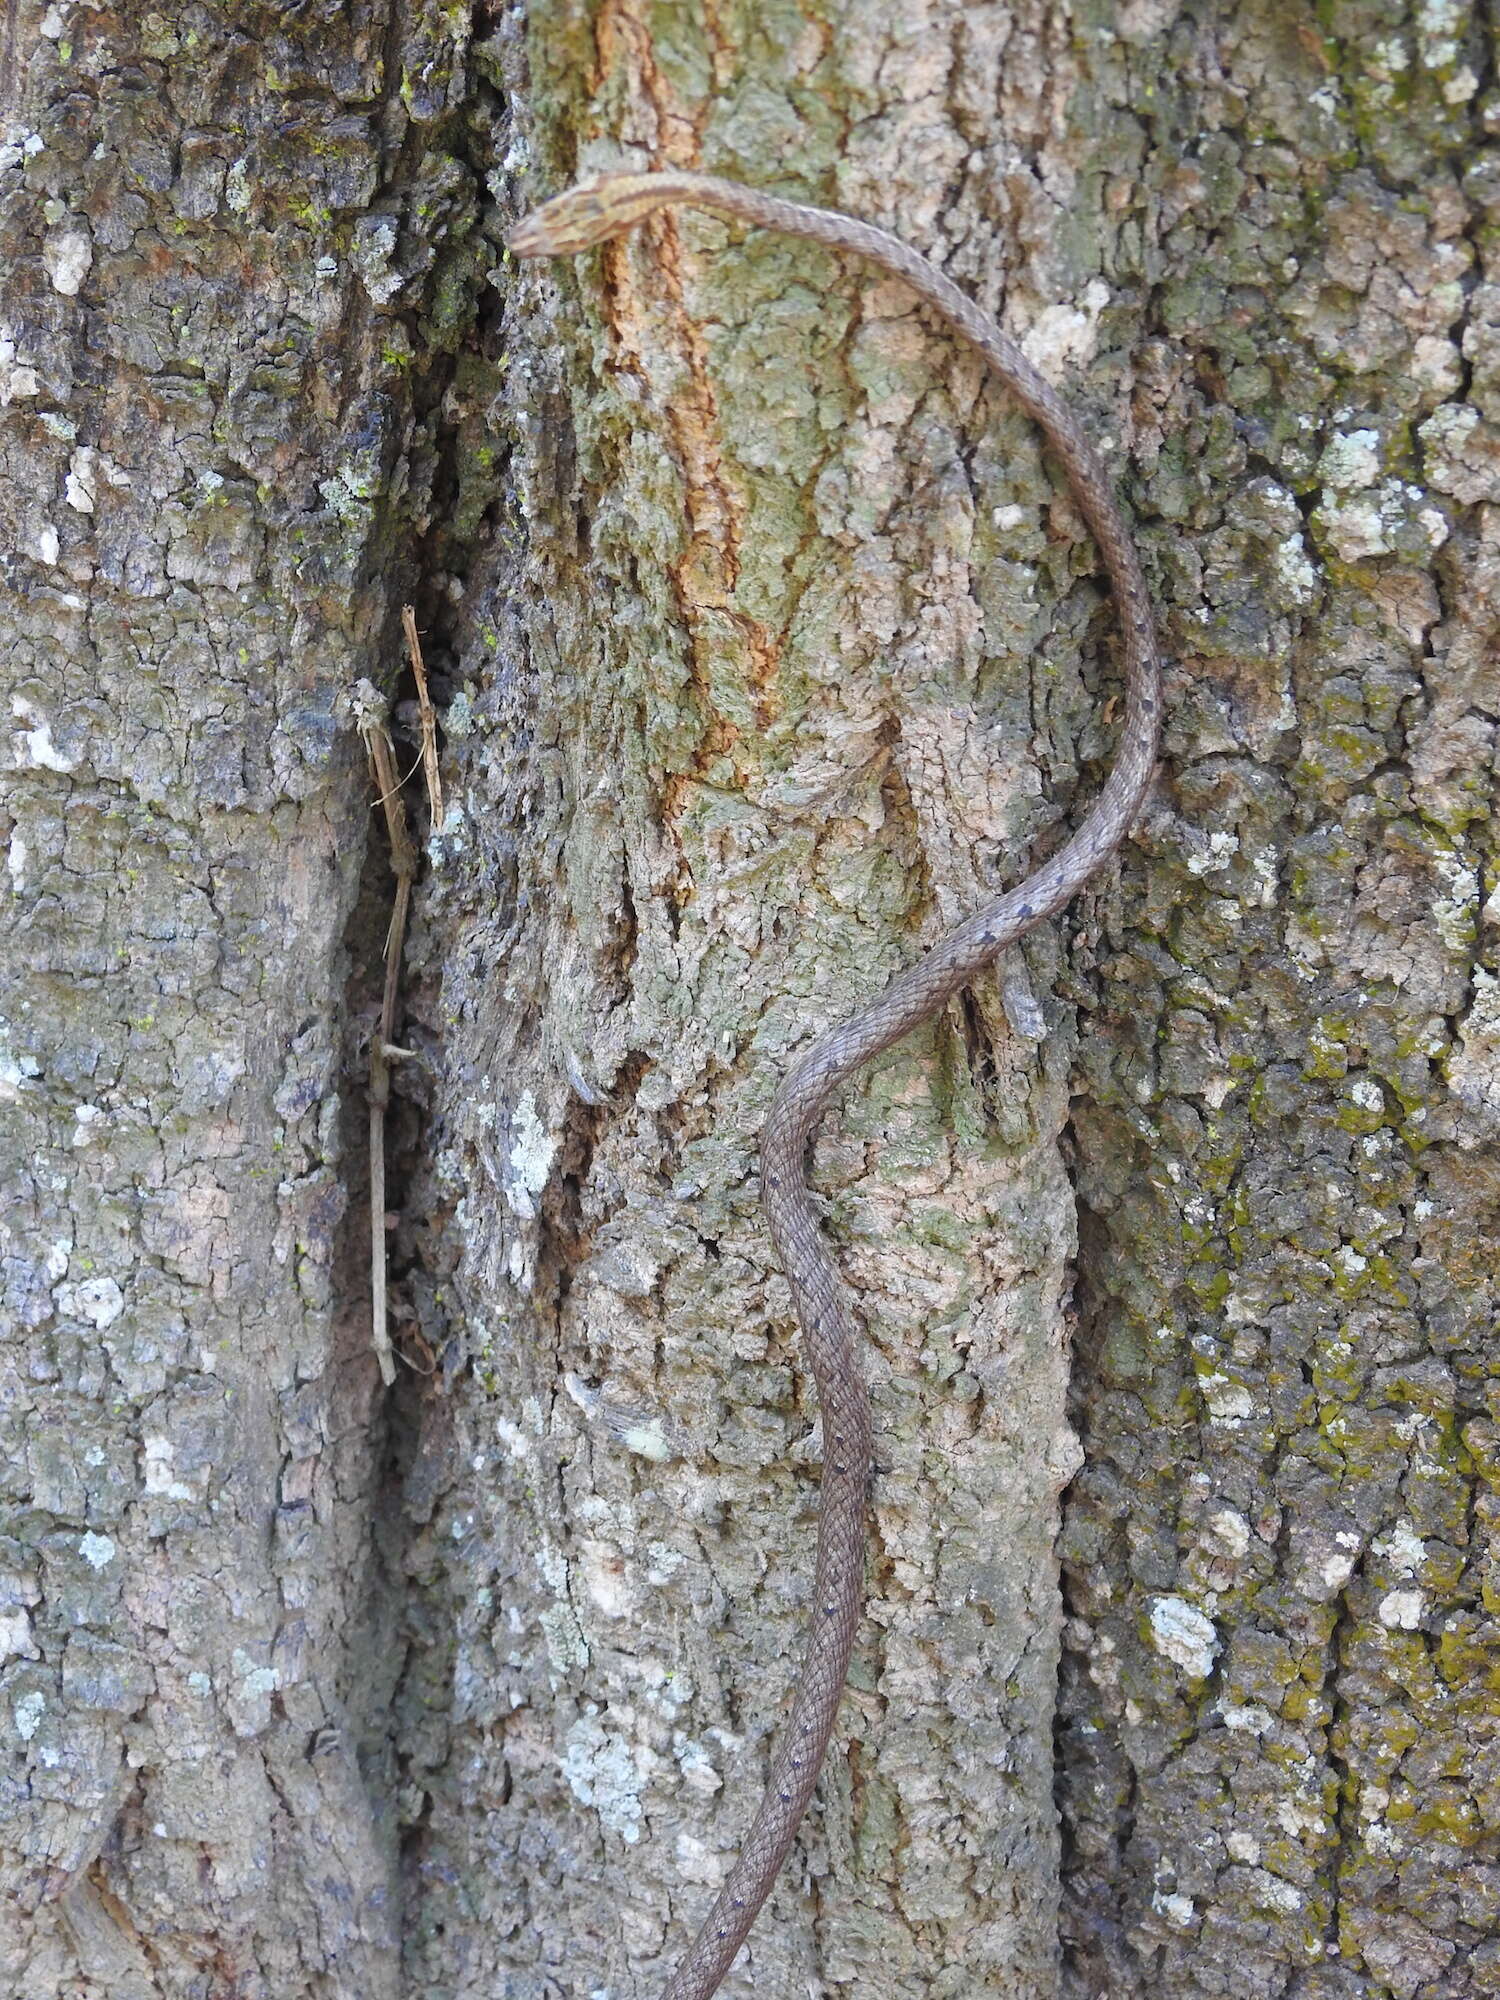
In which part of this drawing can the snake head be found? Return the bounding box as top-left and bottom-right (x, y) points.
(507, 174), (680, 258)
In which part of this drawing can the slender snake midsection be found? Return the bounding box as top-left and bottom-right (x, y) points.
(509, 169), (1162, 2000)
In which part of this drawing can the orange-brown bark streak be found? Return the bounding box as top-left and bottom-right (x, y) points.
(590, 0), (782, 837)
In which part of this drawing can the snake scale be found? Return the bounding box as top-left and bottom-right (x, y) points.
(509, 171), (1162, 2000)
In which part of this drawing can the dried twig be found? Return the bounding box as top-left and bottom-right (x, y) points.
(351, 678), (417, 1386)
(402, 604), (443, 826)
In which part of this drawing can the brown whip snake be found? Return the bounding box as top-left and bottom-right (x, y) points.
(508, 170), (1162, 2000)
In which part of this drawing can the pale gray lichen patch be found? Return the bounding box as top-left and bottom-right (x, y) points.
(538, 1601), (590, 1675)
(1021, 279), (1114, 379)
(1316, 479), (1449, 562)
(1148, 1596), (1221, 1679)
(0, 324), (40, 403)
(41, 224), (91, 296)
(1447, 969), (1500, 1130)
(9, 695), (75, 771)
(1376, 1589), (1425, 1631)
(226, 1649), (282, 1738)
(505, 1091), (556, 1220)
(1318, 428), (1382, 489)
(53, 1276), (124, 1328)
(13, 1689), (45, 1741)
(560, 1708), (647, 1844)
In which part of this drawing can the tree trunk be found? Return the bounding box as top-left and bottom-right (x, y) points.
(0, 2), (482, 1991)
(3, 4), (1497, 1999)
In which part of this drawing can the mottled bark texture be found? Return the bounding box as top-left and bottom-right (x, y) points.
(0, 2), (492, 1993)
(4, 2), (1498, 1999)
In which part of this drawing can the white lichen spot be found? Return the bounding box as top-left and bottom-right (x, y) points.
(142, 1435), (204, 1502)
(671, 1735), (724, 1795)
(1418, 402), (1482, 493)
(11, 696), (76, 772)
(0, 325), (41, 405)
(1321, 1550), (1358, 1590)
(1416, 0), (1464, 46)
(1273, 532), (1319, 604)
(1220, 1701), (1274, 1734)
(494, 1414), (534, 1461)
(6, 832), (28, 890)
(1378, 1588), (1425, 1630)
(1432, 853), (1479, 952)
(1337, 1246), (1368, 1276)
(1411, 334), (1462, 395)
(0, 1609), (37, 1662)
(561, 1708), (646, 1843)
(14, 1690), (45, 1741)
(53, 1275), (124, 1328)
(226, 1648), (283, 1737)
(1227, 1829), (1261, 1863)
(42, 226), (91, 296)
(1206, 1508), (1250, 1559)
(538, 1600), (590, 1675)
(72, 1102), (105, 1145)
(1187, 829), (1240, 876)
(1450, 970), (1500, 1122)
(620, 1419), (672, 1462)
(1149, 1596), (1221, 1678)
(505, 1091), (556, 1220)
(1443, 64), (1478, 101)
(1152, 1889), (1197, 1928)
(225, 158), (252, 213)
(1277, 1797), (1325, 1839)
(1374, 1520), (1425, 1575)
(32, 523), (60, 566)
(78, 1532), (115, 1570)
(231, 1650), (281, 1700)
(1318, 429), (1381, 490)
(1022, 279), (1113, 380)
(1198, 1372), (1254, 1422)
(536, 1541), (569, 1594)
(645, 1541), (686, 1585)
(1320, 480), (1448, 562)
(1349, 1077), (1383, 1113)
(64, 446), (96, 511)
(1254, 1871), (1305, 1914)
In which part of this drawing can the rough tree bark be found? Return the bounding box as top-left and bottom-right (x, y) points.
(2, 4), (1496, 2000)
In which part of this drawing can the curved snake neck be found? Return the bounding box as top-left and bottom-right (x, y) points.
(509, 169), (1163, 2000)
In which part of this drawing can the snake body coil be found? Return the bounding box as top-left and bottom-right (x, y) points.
(509, 171), (1162, 2000)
